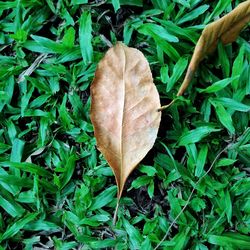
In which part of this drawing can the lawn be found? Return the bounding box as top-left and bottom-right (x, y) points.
(0, 0), (250, 249)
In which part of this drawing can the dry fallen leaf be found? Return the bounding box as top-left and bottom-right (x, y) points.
(90, 42), (161, 199)
(160, 0), (250, 110)
(179, 0), (250, 96)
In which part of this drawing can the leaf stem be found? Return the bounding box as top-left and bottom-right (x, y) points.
(113, 198), (120, 225)
(158, 100), (175, 111)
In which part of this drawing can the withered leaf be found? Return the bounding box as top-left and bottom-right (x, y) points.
(179, 0), (250, 95)
(90, 42), (161, 198)
(160, 0), (250, 111)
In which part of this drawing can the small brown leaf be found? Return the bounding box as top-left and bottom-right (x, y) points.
(159, 0), (250, 111)
(90, 42), (161, 198)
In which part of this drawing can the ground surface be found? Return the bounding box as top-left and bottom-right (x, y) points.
(0, 0), (250, 249)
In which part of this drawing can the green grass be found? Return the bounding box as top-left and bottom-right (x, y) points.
(0, 0), (250, 249)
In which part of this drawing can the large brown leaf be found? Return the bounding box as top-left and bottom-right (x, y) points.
(160, 0), (250, 110)
(90, 42), (161, 198)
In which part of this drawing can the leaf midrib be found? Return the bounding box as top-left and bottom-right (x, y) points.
(119, 45), (126, 194)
